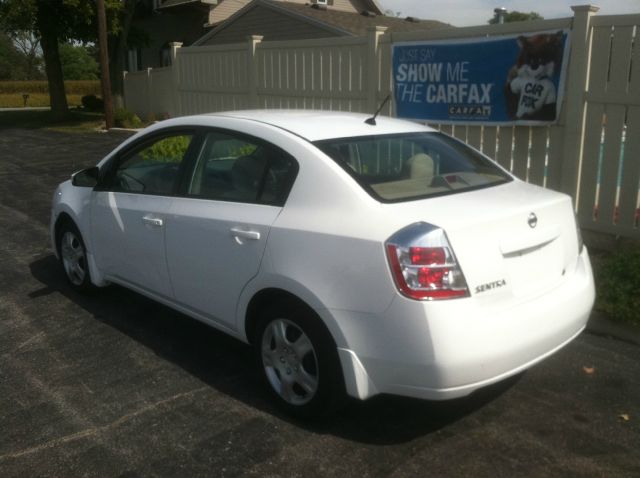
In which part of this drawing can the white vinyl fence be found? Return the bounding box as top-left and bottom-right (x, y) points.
(124, 5), (640, 239)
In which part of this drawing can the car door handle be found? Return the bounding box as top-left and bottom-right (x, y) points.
(230, 227), (260, 241)
(142, 215), (164, 227)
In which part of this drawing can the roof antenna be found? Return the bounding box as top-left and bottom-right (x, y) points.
(365, 94), (391, 125)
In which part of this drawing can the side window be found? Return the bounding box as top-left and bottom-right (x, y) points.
(188, 131), (297, 205)
(113, 133), (193, 195)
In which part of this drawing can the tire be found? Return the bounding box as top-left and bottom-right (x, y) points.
(56, 221), (93, 293)
(254, 302), (345, 419)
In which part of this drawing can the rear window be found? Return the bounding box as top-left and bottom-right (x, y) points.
(314, 132), (512, 202)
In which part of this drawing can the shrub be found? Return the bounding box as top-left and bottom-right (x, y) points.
(81, 94), (104, 111)
(114, 107), (143, 129)
(596, 247), (640, 325)
(139, 135), (191, 163)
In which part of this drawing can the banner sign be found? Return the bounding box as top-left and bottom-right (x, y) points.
(392, 30), (571, 125)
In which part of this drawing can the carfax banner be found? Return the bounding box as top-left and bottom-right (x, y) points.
(392, 30), (571, 125)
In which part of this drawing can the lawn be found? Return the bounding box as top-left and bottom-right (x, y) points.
(0, 93), (87, 108)
(0, 109), (105, 133)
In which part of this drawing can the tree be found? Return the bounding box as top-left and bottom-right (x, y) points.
(488, 11), (543, 24)
(10, 31), (43, 79)
(108, 0), (146, 108)
(0, 30), (24, 80)
(59, 43), (99, 80)
(0, 0), (121, 118)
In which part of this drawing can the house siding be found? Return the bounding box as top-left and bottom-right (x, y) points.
(201, 5), (342, 45)
(209, 0), (250, 25)
(329, 0), (371, 13)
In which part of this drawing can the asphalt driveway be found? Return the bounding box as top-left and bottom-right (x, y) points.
(1, 128), (639, 477)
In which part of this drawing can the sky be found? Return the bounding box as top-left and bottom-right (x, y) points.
(376, 0), (640, 26)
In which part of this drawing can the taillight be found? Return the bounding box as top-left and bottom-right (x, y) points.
(386, 223), (469, 300)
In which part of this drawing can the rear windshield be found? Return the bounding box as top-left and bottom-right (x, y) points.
(314, 132), (512, 203)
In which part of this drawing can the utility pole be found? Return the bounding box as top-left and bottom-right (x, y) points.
(97, 0), (114, 129)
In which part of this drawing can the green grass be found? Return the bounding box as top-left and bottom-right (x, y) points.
(593, 247), (640, 326)
(0, 80), (100, 95)
(0, 93), (88, 108)
(0, 109), (105, 132)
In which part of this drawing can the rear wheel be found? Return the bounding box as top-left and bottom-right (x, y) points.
(57, 222), (92, 292)
(254, 302), (345, 418)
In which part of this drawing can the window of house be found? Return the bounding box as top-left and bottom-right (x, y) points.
(127, 48), (142, 72)
(161, 45), (172, 67)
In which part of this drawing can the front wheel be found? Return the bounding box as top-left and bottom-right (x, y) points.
(255, 303), (345, 418)
(57, 222), (93, 292)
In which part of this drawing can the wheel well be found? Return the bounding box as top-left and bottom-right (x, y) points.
(245, 288), (320, 344)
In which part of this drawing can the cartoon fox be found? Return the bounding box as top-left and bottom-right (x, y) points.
(505, 31), (564, 121)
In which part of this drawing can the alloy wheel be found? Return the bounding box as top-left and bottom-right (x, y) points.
(261, 318), (319, 405)
(60, 231), (86, 286)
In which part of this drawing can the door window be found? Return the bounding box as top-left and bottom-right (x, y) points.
(113, 133), (193, 196)
(188, 131), (297, 205)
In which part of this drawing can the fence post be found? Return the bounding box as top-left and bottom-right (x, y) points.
(558, 5), (600, 202)
(366, 26), (388, 113)
(247, 35), (264, 108)
(145, 67), (153, 121)
(170, 42), (182, 117)
(122, 70), (128, 112)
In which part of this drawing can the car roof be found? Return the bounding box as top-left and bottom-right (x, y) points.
(197, 110), (434, 142)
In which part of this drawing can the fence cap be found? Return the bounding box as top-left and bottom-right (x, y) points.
(571, 5), (600, 13)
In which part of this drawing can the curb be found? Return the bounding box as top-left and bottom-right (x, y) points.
(107, 127), (143, 133)
(586, 311), (640, 346)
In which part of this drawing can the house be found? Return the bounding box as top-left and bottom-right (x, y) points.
(128, 0), (215, 71)
(195, 0), (449, 46)
(128, 0), (386, 71)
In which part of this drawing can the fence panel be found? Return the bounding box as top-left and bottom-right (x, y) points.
(149, 67), (174, 117)
(177, 44), (250, 114)
(256, 37), (368, 112)
(465, 126), (482, 150)
(123, 70), (150, 119)
(481, 126), (498, 159)
(512, 127), (530, 180)
(578, 15), (640, 237)
(528, 128), (548, 187)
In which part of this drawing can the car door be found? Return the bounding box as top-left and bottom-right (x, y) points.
(165, 129), (298, 328)
(91, 130), (197, 298)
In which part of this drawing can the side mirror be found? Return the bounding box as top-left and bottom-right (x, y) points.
(71, 167), (99, 187)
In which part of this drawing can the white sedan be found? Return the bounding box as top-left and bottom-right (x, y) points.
(50, 110), (595, 417)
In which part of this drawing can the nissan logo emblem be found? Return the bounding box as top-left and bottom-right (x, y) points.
(528, 213), (538, 228)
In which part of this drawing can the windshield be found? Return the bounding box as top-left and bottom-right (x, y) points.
(314, 132), (512, 202)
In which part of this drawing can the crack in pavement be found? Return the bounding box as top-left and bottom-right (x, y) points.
(0, 387), (209, 462)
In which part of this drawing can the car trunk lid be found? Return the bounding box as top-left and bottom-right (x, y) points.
(381, 181), (579, 302)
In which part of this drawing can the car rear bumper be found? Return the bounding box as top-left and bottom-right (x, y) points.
(334, 247), (595, 401)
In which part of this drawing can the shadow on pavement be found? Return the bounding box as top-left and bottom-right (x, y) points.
(29, 253), (520, 445)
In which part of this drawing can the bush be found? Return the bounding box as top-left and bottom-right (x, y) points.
(139, 135), (191, 163)
(81, 94), (104, 112)
(114, 107), (143, 129)
(596, 247), (640, 325)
